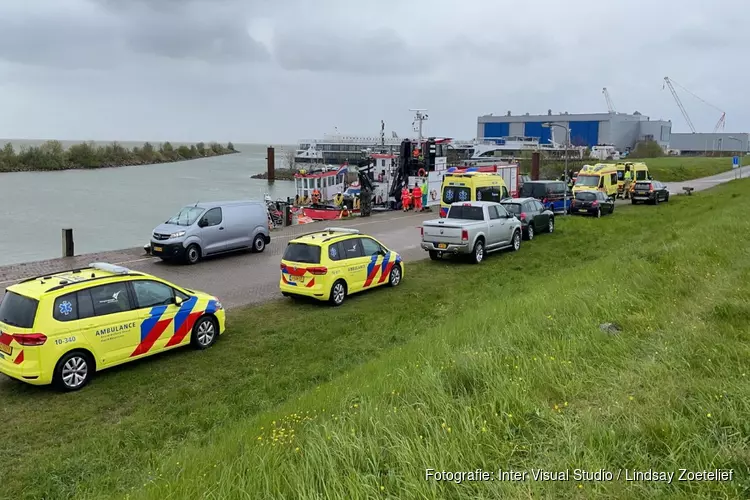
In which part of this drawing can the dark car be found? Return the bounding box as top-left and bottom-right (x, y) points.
(570, 191), (614, 218)
(520, 180), (571, 214)
(501, 197), (555, 240)
(631, 180), (670, 205)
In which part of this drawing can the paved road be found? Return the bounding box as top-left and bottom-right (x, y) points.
(665, 166), (749, 195)
(1, 167), (745, 309)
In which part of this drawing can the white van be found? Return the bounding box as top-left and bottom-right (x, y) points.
(149, 200), (271, 264)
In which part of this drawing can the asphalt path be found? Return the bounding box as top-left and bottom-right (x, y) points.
(1, 166), (747, 309)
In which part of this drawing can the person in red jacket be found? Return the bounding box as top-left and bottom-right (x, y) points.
(401, 186), (411, 211)
(412, 182), (423, 211)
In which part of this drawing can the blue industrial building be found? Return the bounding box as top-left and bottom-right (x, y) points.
(477, 111), (672, 152)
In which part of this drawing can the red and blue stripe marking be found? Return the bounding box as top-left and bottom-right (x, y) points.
(439, 207), (448, 217)
(131, 296), (217, 356)
(377, 251), (393, 284)
(363, 254), (381, 288)
(164, 296), (200, 348)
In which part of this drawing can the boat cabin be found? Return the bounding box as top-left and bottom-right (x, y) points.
(294, 165), (348, 203)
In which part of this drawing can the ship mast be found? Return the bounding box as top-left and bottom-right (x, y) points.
(410, 109), (428, 143)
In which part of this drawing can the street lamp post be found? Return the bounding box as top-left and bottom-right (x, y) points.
(728, 136), (743, 180)
(543, 122), (570, 215)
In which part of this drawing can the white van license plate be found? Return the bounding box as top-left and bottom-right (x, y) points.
(152, 246), (163, 252)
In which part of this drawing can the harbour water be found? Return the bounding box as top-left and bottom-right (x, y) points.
(0, 142), (297, 266)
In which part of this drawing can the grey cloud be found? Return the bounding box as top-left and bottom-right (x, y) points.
(0, 13), (124, 69)
(124, 16), (269, 62)
(669, 26), (732, 50)
(272, 27), (431, 75)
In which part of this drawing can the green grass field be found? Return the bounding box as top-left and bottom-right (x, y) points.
(643, 156), (746, 182)
(3, 182), (750, 499)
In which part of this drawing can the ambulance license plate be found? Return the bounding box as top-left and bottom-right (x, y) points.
(0, 343), (12, 356)
(289, 276), (304, 283)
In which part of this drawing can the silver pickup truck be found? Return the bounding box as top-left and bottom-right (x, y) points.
(421, 201), (522, 264)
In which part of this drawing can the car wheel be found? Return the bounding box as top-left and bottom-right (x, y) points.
(525, 224), (534, 241)
(596, 207), (601, 218)
(53, 351), (93, 392)
(511, 230), (521, 252)
(428, 250), (440, 261)
(654, 195), (659, 205)
(252, 234), (266, 253)
(329, 280), (347, 306)
(471, 239), (485, 264)
(665, 193), (669, 202)
(610, 204), (615, 214)
(191, 316), (218, 350)
(185, 244), (201, 265)
(388, 264), (402, 287)
(547, 217), (555, 233)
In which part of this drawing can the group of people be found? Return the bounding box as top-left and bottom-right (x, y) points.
(401, 180), (428, 212)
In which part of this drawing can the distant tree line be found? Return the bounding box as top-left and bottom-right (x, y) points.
(0, 140), (238, 172)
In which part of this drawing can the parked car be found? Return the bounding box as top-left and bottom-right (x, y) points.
(500, 198), (555, 240)
(520, 180), (570, 214)
(150, 200), (271, 264)
(421, 201), (522, 264)
(570, 191), (615, 217)
(0, 262), (225, 391)
(279, 228), (403, 306)
(631, 181), (670, 205)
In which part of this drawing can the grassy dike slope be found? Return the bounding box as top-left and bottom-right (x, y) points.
(639, 156), (746, 182)
(144, 183), (749, 499)
(2, 182), (749, 499)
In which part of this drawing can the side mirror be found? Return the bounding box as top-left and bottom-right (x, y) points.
(198, 218), (207, 228)
(173, 296), (183, 306)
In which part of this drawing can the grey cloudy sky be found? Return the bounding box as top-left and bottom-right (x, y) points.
(0, 0), (744, 144)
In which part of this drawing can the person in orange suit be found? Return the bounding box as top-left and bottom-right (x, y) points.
(401, 185), (411, 211)
(412, 182), (423, 212)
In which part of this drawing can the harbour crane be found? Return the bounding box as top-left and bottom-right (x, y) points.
(602, 87), (616, 113)
(663, 77), (726, 133)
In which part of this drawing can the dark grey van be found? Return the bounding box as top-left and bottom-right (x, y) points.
(520, 180), (569, 214)
(150, 200), (271, 264)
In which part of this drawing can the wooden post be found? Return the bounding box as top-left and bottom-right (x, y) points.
(531, 152), (541, 180)
(62, 228), (74, 257)
(266, 146), (275, 181)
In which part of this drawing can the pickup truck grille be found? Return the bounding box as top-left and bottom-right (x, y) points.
(152, 233), (170, 241)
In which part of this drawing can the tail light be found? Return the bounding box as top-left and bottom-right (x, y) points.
(519, 212), (527, 221)
(420, 226), (423, 236)
(461, 230), (468, 241)
(307, 267), (328, 275)
(542, 198), (548, 204)
(592, 201), (599, 207)
(13, 333), (47, 346)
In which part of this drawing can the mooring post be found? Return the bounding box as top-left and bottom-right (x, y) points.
(62, 228), (74, 257)
(266, 146), (275, 181)
(531, 152), (540, 180)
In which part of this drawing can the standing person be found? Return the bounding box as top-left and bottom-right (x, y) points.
(412, 182), (423, 212)
(401, 185), (410, 211)
(623, 166), (632, 199)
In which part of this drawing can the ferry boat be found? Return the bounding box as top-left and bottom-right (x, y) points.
(458, 137), (587, 163)
(295, 133), (402, 165)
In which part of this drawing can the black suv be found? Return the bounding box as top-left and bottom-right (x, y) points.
(501, 198), (555, 240)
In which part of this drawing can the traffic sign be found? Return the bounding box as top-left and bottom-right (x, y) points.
(732, 156), (740, 169)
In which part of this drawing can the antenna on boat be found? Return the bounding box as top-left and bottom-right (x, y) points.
(410, 109), (428, 143)
(380, 120), (385, 149)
